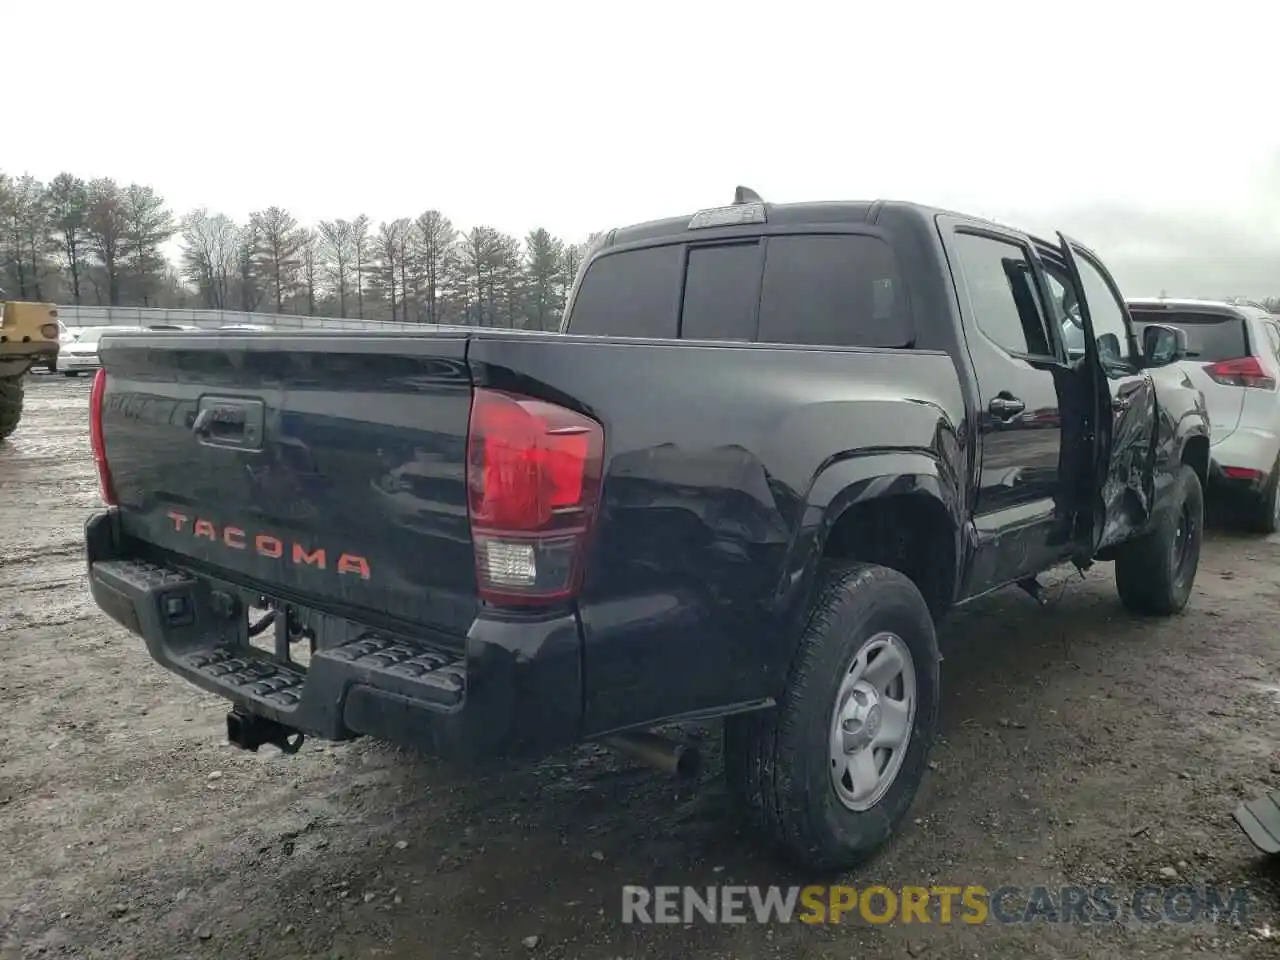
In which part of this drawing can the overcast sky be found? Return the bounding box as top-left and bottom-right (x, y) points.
(9, 2), (1279, 297)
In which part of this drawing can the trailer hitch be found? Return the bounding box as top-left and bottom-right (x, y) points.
(226, 709), (305, 755)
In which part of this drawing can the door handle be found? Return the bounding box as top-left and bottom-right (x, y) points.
(192, 405), (246, 438)
(988, 395), (1026, 419)
(191, 396), (265, 450)
(1112, 396), (1130, 412)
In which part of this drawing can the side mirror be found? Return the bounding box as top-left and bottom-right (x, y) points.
(1141, 323), (1187, 367)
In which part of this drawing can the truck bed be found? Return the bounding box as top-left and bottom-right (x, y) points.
(91, 326), (965, 753)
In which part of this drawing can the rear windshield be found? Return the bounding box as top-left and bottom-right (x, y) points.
(566, 233), (911, 348)
(564, 245), (683, 339)
(1129, 311), (1248, 361)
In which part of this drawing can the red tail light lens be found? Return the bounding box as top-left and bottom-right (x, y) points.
(466, 388), (604, 606)
(89, 368), (117, 506)
(1223, 466), (1265, 481)
(1204, 356), (1276, 390)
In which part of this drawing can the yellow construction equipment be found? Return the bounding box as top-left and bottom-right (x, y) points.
(0, 297), (60, 441)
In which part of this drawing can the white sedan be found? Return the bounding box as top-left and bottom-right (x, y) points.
(58, 326), (147, 376)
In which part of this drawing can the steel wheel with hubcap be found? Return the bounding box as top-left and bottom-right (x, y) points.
(724, 561), (940, 872)
(830, 631), (916, 812)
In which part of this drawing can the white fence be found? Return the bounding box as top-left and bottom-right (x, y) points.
(56, 305), (405, 332)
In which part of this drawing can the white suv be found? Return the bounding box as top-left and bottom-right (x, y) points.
(1128, 298), (1280, 532)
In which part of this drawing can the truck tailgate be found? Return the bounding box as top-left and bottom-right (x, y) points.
(97, 332), (477, 636)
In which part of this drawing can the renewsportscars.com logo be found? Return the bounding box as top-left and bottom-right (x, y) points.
(621, 884), (1254, 926)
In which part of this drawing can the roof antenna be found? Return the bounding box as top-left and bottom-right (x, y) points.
(734, 185), (763, 205)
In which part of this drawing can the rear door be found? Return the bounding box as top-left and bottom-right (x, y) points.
(1056, 235), (1156, 551)
(940, 218), (1069, 591)
(1128, 304), (1250, 445)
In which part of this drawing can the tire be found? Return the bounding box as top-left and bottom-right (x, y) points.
(1114, 464), (1204, 616)
(0, 374), (25, 441)
(723, 562), (940, 872)
(1247, 456), (1280, 535)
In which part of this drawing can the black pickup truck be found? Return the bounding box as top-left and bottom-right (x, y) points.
(84, 191), (1208, 870)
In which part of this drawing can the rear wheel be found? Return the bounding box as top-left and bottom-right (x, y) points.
(0, 374), (25, 441)
(1114, 464), (1204, 615)
(724, 562), (940, 871)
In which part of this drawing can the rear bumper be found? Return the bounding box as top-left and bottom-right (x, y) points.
(84, 510), (583, 762)
(1208, 428), (1280, 496)
(58, 354), (100, 372)
(0, 341), (58, 362)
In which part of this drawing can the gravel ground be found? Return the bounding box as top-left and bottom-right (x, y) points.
(3, 372), (1280, 960)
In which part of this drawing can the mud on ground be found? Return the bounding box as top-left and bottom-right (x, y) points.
(2, 372), (1280, 959)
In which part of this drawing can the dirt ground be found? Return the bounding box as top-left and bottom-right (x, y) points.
(3, 372), (1280, 960)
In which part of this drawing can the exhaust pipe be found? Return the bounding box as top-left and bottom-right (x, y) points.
(226, 709), (305, 755)
(604, 731), (701, 780)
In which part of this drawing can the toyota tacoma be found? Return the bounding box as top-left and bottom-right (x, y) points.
(84, 190), (1209, 869)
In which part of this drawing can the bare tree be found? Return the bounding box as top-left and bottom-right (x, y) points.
(179, 208), (238, 309)
(22, 179), (54, 301)
(0, 162), (594, 323)
(299, 228), (320, 316)
(374, 219), (411, 322)
(413, 210), (454, 324)
(351, 214), (371, 318)
(0, 174), (21, 296)
(47, 174), (90, 304)
(0, 174), (54, 300)
(318, 219), (354, 317)
(84, 178), (128, 306)
(236, 220), (263, 312)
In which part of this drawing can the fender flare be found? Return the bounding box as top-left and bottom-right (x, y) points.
(1166, 400), (1210, 489)
(1173, 419), (1210, 459)
(772, 450), (965, 626)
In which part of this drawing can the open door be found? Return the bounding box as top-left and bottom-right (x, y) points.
(1055, 232), (1157, 556)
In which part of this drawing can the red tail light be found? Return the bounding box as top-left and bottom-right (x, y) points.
(1204, 356), (1276, 390)
(466, 388), (604, 606)
(89, 368), (117, 506)
(1223, 466), (1265, 481)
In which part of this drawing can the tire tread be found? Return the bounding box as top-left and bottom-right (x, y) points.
(1115, 464), (1202, 616)
(0, 375), (24, 441)
(725, 561), (939, 871)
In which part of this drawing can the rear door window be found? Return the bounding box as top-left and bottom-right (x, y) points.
(950, 232), (1053, 357)
(1128, 311), (1248, 361)
(567, 245), (683, 338)
(757, 235), (911, 347)
(680, 242), (761, 341)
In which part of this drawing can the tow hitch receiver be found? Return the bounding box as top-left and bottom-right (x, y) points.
(226, 709), (305, 755)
